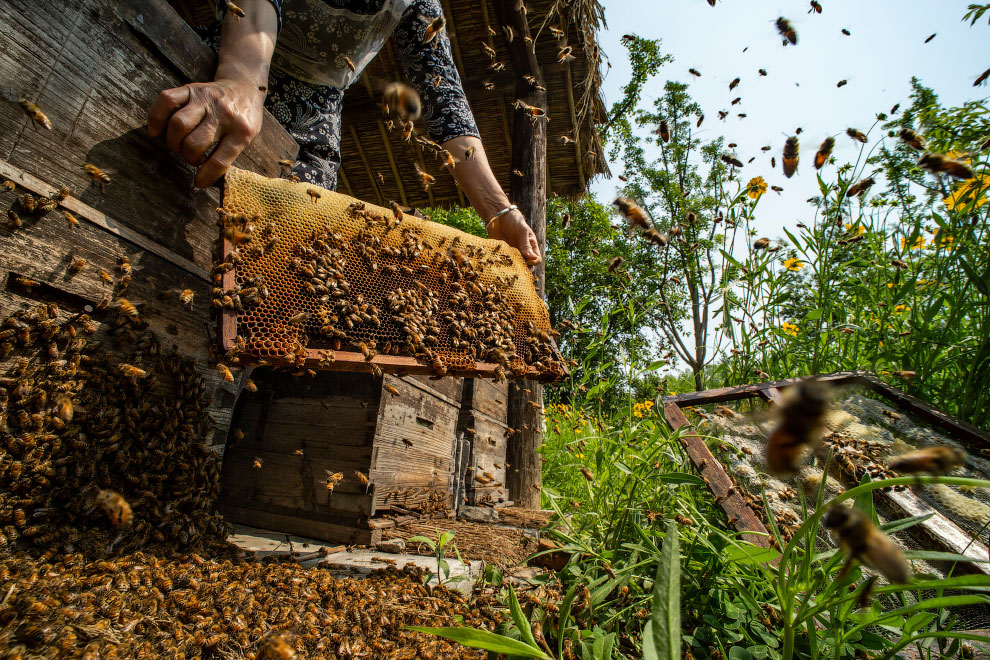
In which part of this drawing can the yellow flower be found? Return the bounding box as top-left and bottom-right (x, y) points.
(943, 174), (990, 211)
(844, 223), (865, 236)
(900, 236), (925, 250)
(894, 304), (909, 313)
(784, 258), (805, 272)
(887, 282), (894, 288)
(644, 400), (654, 409)
(669, 391), (677, 396)
(746, 176), (768, 200)
(633, 411), (643, 418)
(781, 321), (799, 337)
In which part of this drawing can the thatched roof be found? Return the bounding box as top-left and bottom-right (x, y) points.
(170, 0), (609, 208)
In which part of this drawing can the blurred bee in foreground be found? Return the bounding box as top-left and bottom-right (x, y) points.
(382, 82), (421, 122)
(824, 505), (911, 584)
(776, 17), (798, 45)
(225, 1), (246, 20)
(889, 446), (965, 476)
(95, 489), (133, 526)
(846, 127), (868, 143)
(782, 136), (799, 178)
(764, 377), (831, 476)
(814, 137), (834, 169)
(918, 153), (975, 180)
(898, 128), (926, 151)
(83, 163), (111, 193)
(19, 97), (52, 130)
(845, 177), (875, 198)
(613, 197), (650, 230)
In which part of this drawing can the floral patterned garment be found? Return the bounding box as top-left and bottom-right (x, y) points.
(200, 0), (479, 188)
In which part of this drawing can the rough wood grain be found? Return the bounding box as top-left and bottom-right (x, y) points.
(218, 503), (380, 545)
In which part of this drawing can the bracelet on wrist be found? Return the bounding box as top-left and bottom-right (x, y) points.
(486, 205), (518, 230)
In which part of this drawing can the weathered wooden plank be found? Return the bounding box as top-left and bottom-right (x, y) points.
(664, 403), (771, 548)
(662, 372), (869, 408)
(461, 377), (509, 423)
(218, 503), (380, 545)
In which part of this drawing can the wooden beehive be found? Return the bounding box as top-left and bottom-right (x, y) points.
(457, 378), (511, 507)
(218, 369), (463, 544)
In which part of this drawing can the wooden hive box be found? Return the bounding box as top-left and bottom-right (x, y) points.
(218, 370), (462, 544)
(456, 378), (511, 508)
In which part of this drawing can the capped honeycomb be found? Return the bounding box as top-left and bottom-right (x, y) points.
(215, 167), (565, 380)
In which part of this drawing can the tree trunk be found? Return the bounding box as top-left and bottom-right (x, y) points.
(493, 0), (547, 509)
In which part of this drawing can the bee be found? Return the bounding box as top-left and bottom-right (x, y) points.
(721, 154), (744, 168)
(54, 394), (73, 422)
(764, 377), (831, 476)
(809, 1), (822, 13)
(97, 268), (112, 284)
(898, 128), (925, 150)
(924, 33), (936, 43)
(384, 383), (399, 396)
(217, 363), (234, 382)
(523, 74), (545, 91)
(550, 25), (565, 39)
(389, 200), (403, 222)
(557, 46), (575, 63)
(579, 467), (594, 481)
(2, 179), (14, 191)
(758, 68), (768, 76)
(729, 77), (740, 91)
(613, 197), (650, 229)
(697, 113), (704, 127)
(422, 15), (446, 46)
(114, 297), (140, 320)
(889, 446), (965, 475)
(846, 127), (868, 143)
(306, 188), (321, 204)
(415, 165), (436, 191)
(917, 153), (975, 180)
(432, 73), (442, 88)
(561, 212), (571, 229)
(483, 81), (495, 90)
(688, 68), (701, 77)
(771, 185), (783, 192)
(19, 193), (36, 213)
(243, 378), (258, 393)
(824, 506), (911, 584)
(355, 471), (370, 492)
(776, 17), (798, 45)
(7, 210), (22, 228)
(83, 164), (110, 193)
(845, 177), (875, 198)
(675, 515), (694, 526)
(287, 312), (310, 324)
(95, 489), (133, 526)
(814, 137), (834, 169)
(253, 457), (263, 469)
(63, 210), (79, 228)
(836, 79), (847, 88)
(514, 99), (547, 119)
(656, 119), (670, 143)
(607, 256), (624, 273)
(730, 97), (741, 106)
(119, 363), (148, 381)
(782, 136), (799, 178)
(718, 110), (728, 120)
(19, 97), (52, 130)
(975, 68), (990, 87)
(383, 82), (422, 121)
(752, 237), (770, 250)
(178, 289), (194, 308)
(68, 257), (86, 274)
(892, 369), (917, 378)
(464, 146), (476, 160)
(225, 1), (246, 20)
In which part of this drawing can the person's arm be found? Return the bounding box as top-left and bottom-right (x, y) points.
(443, 136), (541, 265)
(147, 0), (278, 187)
(394, 0), (541, 265)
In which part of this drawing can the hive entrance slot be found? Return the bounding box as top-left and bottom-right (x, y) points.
(416, 417), (435, 430)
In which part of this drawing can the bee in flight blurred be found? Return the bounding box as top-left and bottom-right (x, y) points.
(764, 377), (832, 476)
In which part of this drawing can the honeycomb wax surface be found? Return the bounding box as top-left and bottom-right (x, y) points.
(216, 167), (565, 379)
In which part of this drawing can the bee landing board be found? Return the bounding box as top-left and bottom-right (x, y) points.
(217, 168), (565, 380)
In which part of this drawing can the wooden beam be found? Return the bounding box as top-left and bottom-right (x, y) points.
(664, 403), (771, 547)
(347, 124), (384, 206)
(438, 0), (468, 87)
(493, 0), (548, 510)
(564, 65), (586, 191)
(411, 141), (436, 208)
(338, 164), (354, 197)
(662, 371), (870, 408)
(375, 119), (408, 207)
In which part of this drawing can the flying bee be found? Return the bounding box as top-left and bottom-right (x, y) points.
(613, 197), (650, 229)
(814, 137), (834, 169)
(898, 128), (925, 150)
(846, 127), (868, 143)
(306, 188), (321, 204)
(721, 154), (744, 168)
(114, 297), (140, 320)
(63, 211), (79, 228)
(389, 200), (403, 222)
(776, 17), (798, 45)
(782, 136), (799, 178)
(414, 165), (435, 191)
(697, 113), (704, 127)
(718, 110), (728, 120)
(217, 363), (234, 382)
(55, 394), (73, 422)
(689, 68), (701, 77)
(729, 77), (740, 91)
(383, 82), (421, 121)
(97, 268), (112, 284)
(514, 99), (547, 120)
(758, 68), (768, 76)
(481, 42), (497, 59)
(557, 46), (575, 63)
(483, 81), (495, 90)
(579, 467), (594, 481)
(809, 0), (822, 13)
(253, 457), (263, 469)
(68, 257), (86, 274)
(523, 74), (546, 91)
(824, 505), (911, 584)
(924, 33), (936, 43)
(845, 177), (875, 198)
(464, 146), (476, 160)
(607, 256), (624, 273)
(19, 97), (52, 130)
(225, 1), (245, 20)
(753, 237), (770, 250)
(836, 79), (847, 88)
(917, 153), (975, 180)
(432, 73), (441, 88)
(730, 97), (741, 105)
(355, 470), (370, 492)
(889, 446), (965, 476)
(561, 212), (571, 229)
(422, 15), (445, 46)
(343, 56), (355, 73)
(83, 164), (110, 193)
(94, 489), (133, 526)
(278, 158), (295, 170)
(656, 119), (670, 143)
(975, 68), (990, 87)
(764, 377), (831, 476)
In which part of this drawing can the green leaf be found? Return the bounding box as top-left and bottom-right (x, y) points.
(403, 627), (553, 660)
(656, 472), (706, 486)
(407, 535), (436, 552)
(438, 530), (456, 548)
(507, 585), (540, 649)
(644, 521), (681, 660)
(804, 308), (824, 321)
(880, 513), (934, 534)
(724, 543), (781, 565)
(646, 360), (668, 372)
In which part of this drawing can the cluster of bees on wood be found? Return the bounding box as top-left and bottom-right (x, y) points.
(0, 550), (502, 660)
(381, 487), (450, 517)
(713, 379), (974, 591)
(216, 190), (566, 381)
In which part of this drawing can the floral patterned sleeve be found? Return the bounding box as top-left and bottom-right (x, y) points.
(393, 0), (481, 144)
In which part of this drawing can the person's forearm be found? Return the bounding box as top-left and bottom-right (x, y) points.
(215, 0), (279, 89)
(443, 136), (512, 223)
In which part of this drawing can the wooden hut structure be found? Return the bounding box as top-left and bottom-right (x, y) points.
(0, 0), (607, 544)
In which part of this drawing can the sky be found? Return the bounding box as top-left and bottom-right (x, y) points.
(589, 0), (990, 241)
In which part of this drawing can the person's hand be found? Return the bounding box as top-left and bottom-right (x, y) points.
(148, 78), (265, 188)
(488, 209), (542, 266)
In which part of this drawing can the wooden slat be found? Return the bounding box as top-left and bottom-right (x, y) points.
(662, 372), (868, 408)
(218, 503), (380, 545)
(664, 403), (771, 547)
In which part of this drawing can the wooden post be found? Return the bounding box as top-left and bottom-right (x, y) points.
(493, 0), (547, 508)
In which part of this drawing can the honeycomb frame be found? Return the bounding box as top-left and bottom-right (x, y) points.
(216, 167), (566, 381)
